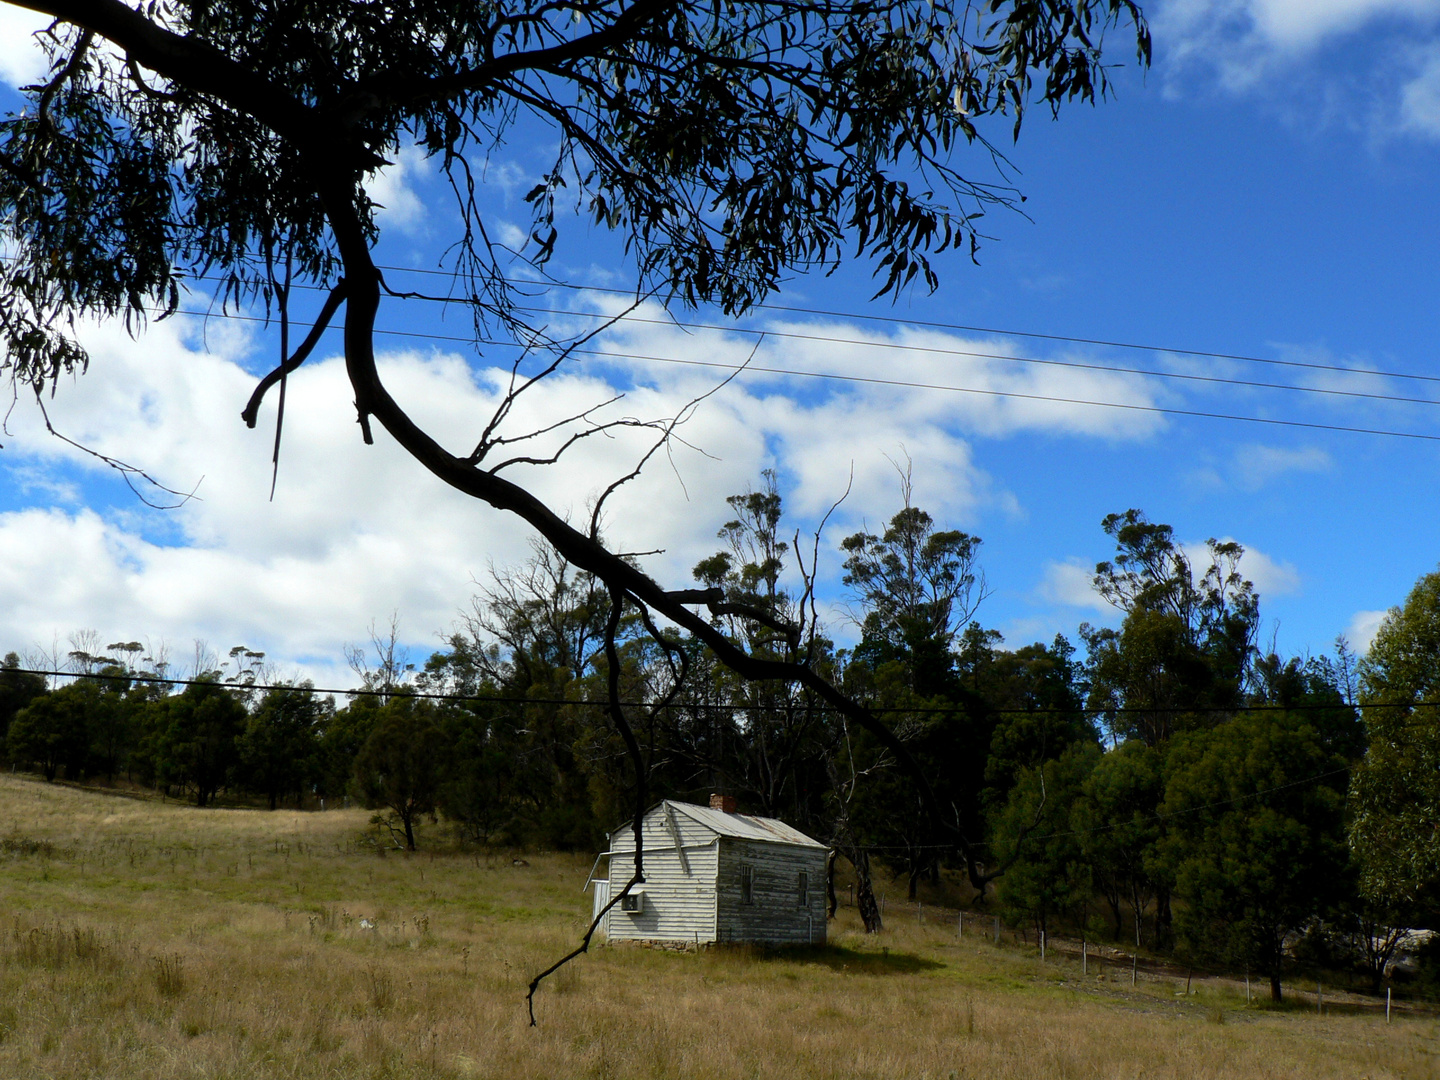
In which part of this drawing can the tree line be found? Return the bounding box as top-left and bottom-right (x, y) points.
(2, 479), (1437, 1001)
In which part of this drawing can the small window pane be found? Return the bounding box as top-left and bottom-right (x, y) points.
(797, 870), (809, 908)
(740, 864), (754, 905)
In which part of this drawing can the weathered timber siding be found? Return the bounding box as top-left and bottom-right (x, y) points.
(716, 838), (827, 945)
(609, 802), (717, 862)
(605, 843), (719, 943)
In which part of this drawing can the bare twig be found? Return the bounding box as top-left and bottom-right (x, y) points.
(526, 583), (648, 1025)
(37, 399), (201, 509)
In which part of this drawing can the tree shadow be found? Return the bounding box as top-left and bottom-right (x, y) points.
(719, 942), (943, 975)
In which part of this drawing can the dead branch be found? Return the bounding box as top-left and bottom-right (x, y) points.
(37, 399), (201, 509)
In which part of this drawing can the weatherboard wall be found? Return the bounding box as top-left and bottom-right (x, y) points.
(604, 842), (720, 943)
(715, 837), (827, 946)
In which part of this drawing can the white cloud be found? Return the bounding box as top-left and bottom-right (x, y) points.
(1158, 0), (1440, 61)
(1038, 560), (1111, 614)
(0, 288), (1202, 679)
(1230, 443), (1332, 490)
(1346, 608), (1390, 653)
(0, 7), (48, 89)
(496, 221), (527, 249)
(365, 146), (433, 235)
(1400, 44), (1440, 134)
(1155, 0), (1440, 136)
(1160, 0), (1440, 54)
(480, 159), (529, 203)
(1181, 537), (1302, 598)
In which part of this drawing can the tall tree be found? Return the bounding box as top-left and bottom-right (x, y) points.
(354, 696), (448, 851)
(1350, 567), (1440, 919)
(0, 653), (48, 761)
(239, 682), (328, 809)
(1160, 712), (1348, 1002)
(146, 679), (246, 806)
(8, 682), (89, 780)
(1074, 739), (1165, 943)
(841, 498), (983, 699)
(993, 743), (1098, 941)
(1085, 510), (1259, 746)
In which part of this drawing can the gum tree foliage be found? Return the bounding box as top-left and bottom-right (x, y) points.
(0, 653), (47, 756)
(1351, 568), (1440, 918)
(992, 742), (1099, 940)
(144, 678), (247, 805)
(1084, 509), (1260, 747)
(1159, 711), (1348, 1003)
(0, 0), (1148, 1012)
(238, 682), (329, 810)
(8, 677), (92, 780)
(690, 471), (834, 822)
(841, 500), (984, 698)
(353, 694), (447, 851)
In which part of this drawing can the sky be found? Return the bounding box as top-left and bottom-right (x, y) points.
(2, 0), (1440, 688)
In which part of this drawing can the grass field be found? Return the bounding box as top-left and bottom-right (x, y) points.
(0, 773), (1435, 1080)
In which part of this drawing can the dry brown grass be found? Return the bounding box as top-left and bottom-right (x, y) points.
(0, 772), (1434, 1079)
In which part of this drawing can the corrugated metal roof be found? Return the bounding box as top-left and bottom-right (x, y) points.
(666, 800), (826, 849)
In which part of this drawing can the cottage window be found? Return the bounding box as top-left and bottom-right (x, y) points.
(740, 863), (754, 905)
(797, 870), (808, 908)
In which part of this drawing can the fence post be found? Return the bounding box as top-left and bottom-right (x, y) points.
(1317, 982), (1322, 1014)
(993, 916), (1000, 944)
(1082, 939), (1087, 975)
(1131, 952), (1137, 987)
(1386, 987), (1391, 1023)
(1040, 931), (1046, 962)
(958, 911), (963, 939)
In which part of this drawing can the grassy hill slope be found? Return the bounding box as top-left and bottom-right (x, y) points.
(0, 774), (1432, 1079)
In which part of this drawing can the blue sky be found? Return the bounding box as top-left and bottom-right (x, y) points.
(2, 0), (1440, 685)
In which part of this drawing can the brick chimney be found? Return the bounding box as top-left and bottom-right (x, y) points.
(709, 793), (737, 814)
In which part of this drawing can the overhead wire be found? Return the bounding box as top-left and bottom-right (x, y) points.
(176, 262), (1440, 406)
(157, 305), (1440, 444)
(8, 668), (1370, 845)
(13, 666), (1408, 716)
(856, 764), (1356, 852)
(375, 261), (1440, 387)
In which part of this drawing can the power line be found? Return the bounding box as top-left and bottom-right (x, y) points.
(865, 764), (1354, 851)
(1020, 765), (1353, 845)
(195, 265), (1440, 406)
(506, 304), (1440, 409)
(12, 666), (1398, 716)
(6, 251), (1433, 388)
(160, 307), (1440, 444)
(592, 353), (1440, 444)
(375, 262), (1440, 388)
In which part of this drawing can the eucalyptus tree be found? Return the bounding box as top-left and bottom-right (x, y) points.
(841, 499), (984, 698)
(1351, 568), (1440, 919)
(0, 0), (1149, 1012)
(1160, 711), (1348, 1002)
(1085, 510), (1260, 746)
(0, 652), (47, 759)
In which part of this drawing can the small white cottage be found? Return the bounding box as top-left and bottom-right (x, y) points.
(591, 795), (827, 946)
